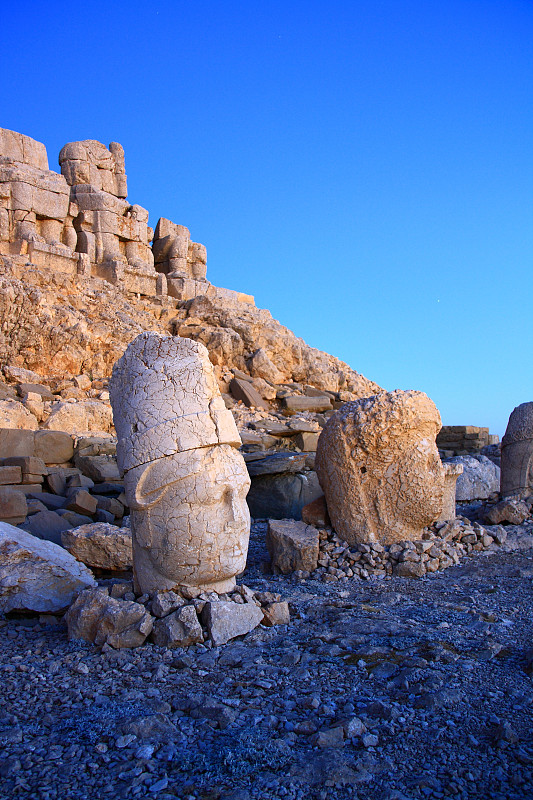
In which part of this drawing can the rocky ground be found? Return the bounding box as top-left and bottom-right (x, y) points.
(1, 524), (533, 800)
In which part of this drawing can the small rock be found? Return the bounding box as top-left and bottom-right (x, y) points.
(261, 601), (290, 626)
(151, 605), (203, 648)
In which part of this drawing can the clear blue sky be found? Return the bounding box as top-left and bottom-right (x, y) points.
(2, 1), (532, 436)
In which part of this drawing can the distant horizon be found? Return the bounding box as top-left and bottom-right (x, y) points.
(2, 0), (531, 438)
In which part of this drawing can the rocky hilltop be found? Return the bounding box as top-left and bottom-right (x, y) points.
(0, 127), (379, 400)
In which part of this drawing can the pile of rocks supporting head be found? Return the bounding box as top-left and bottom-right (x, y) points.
(65, 582), (290, 650)
(265, 516), (513, 583)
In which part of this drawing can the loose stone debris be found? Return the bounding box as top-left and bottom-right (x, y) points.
(0, 534), (532, 800)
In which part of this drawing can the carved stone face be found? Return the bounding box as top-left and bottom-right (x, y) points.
(125, 445), (251, 594)
(316, 390), (445, 545)
(373, 428), (445, 537)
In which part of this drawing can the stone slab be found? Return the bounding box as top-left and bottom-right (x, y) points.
(0, 429), (34, 459)
(0, 466), (22, 485)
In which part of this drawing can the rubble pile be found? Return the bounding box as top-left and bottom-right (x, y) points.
(65, 582), (289, 650)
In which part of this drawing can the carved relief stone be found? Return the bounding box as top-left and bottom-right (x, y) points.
(501, 401), (533, 499)
(109, 333), (251, 595)
(0, 127), (75, 259)
(315, 390), (445, 545)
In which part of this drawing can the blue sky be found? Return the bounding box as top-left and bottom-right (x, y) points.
(2, 0), (532, 436)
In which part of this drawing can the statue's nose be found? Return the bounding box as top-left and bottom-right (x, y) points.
(228, 489), (248, 525)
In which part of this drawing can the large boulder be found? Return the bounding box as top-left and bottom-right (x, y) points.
(445, 455), (500, 501)
(44, 400), (114, 434)
(201, 600), (264, 646)
(61, 523), (132, 570)
(34, 430), (74, 464)
(0, 522), (96, 613)
(484, 499), (530, 526)
(150, 605), (203, 648)
(0, 486), (27, 525)
(20, 509), (72, 545)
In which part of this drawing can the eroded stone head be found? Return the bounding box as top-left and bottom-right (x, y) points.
(109, 333), (250, 594)
(315, 389), (445, 545)
(501, 401), (533, 499)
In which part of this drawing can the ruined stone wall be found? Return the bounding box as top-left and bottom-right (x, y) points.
(0, 126), (380, 399)
(437, 425), (499, 456)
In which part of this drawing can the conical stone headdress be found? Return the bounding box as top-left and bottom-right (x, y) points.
(109, 332), (241, 472)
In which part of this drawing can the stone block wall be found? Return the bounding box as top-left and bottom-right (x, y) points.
(437, 425), (499, 455)
(0, 127), (256, 308)
(0, 129), (76, 260)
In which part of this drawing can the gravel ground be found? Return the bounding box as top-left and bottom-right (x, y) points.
(1, 524), (532, 800)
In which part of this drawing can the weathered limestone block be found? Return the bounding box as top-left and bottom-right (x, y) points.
(153, 218), (207, 281)
(0, 522), (96, 613)
(0, 128), (49, 170)
(501, 402), (533, 499)
(446, 455), (500, 501)
(150, 605), (203, 648)
(44, 400), (114, 434)
(261, 601), (290, 626)
(437, 461), (464, 521)
(0, 429), (35, 459)
(64, 587), (153, 648)
(0, 400), (39, 430)
(201, 600), (264, 646)
(59, 139), (127, 198)
(484, 499), (530, 526)
(57, 139), (162, 296)
(316, 390), (445, 545)
(0, 129), (76, 256)
(109, 333), (251, 595)
(0, 486), (28, 524)
(248, 348), (285, 384)
(61, 523), (132, 570)
(282, 395), (332, 415)
(266, 519), (320, 573)
(34, 430), (74, 464)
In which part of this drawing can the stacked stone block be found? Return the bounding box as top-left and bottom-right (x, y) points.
(437, 426), (498, 455)
(0, 129), (77, 267)
(0, 428), (127, 532)
(59, 139), (159, 296)
(152, 217), (208, 300)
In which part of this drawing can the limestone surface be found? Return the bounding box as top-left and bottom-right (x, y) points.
(315, 390), (445, 545)
(0, 522), (96, 613)
(44, 400), (114, 434)
(150, 605), (204, 648)
(64, 586), (153, 649)
(446, 454), (501, 501)
(61, 523), (132, 570)
(200, 600), (264, 646)
(438, 461), (464, 521)
(501, 401), (533, 499)
(266, 519), (320, 573)
(109, 333), (251, 594)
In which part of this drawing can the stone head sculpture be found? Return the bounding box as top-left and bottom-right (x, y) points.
(109, 333), (250, 594)
(501, 401), (533, 499)
(315, 390), (445, 545)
